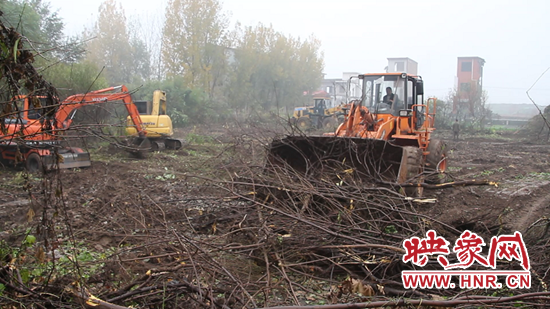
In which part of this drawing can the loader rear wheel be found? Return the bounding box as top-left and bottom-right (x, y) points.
(398, 146), (424, 197)
(25, 153), (43, 174)
(296, 117), (312, 130)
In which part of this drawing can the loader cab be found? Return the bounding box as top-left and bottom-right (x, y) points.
(313, 97), (328, 114)
(359, 73), (423, 116)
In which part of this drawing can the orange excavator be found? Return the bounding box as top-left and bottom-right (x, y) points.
(0, 85), (148, 172)
(268, 73), (447, 196)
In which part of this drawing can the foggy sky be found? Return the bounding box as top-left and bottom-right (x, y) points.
(48, 0), (550, 106)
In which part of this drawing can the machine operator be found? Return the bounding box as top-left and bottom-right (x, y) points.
(382, 87), (396, 107)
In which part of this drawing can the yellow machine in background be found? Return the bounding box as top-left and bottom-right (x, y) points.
(291, 94), (347, 130)
(126, 90), (183, 151)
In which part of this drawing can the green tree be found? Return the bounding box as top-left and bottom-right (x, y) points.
(0, 0), (82, 62)
(161, 0), (228, 96)
(0, 0), (62, 45)
(132, 77), (214, 126)
(225, 23), (324, 114)
(448, 85), (491, 131)
(523, 105), (550, 141)
(41, 60), (109, 96)
(126, 17), (154, 82)
(428, 98), (453, 130)
(27, 0), (63, 48)
(85, 0), (149, 84)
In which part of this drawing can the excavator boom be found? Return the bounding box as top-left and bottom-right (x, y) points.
(0, 85), (150, 172)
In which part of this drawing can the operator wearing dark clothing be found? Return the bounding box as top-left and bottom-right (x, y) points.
(382, 87), (396, 106)
(452, 119), (460, 141)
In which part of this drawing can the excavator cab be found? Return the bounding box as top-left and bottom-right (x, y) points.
(125, 90), (181, 151)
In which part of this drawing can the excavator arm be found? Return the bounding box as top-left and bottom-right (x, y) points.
(54, 85), (146, 137)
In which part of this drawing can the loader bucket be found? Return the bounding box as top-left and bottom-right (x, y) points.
(267, 136), (407, 184)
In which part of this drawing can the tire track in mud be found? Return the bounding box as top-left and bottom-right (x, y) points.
(512, 183), (550, 233)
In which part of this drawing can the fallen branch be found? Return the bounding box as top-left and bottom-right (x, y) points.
(397, 179), (498, 189)
(70, 284), (132, 309)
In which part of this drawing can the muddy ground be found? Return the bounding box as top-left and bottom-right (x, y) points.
(0, 126), (549, 308)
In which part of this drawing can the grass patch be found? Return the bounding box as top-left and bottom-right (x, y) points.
(447, 166), (463, 172)
(474, 167), (505, 178)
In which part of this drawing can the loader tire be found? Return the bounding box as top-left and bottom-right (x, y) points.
(25, 153), (43, 174)
(425, 139), (448, 184)
(322, 117), (338, 130)
(289, 117), (297, 126)
(398, 146), (424, 197)
(295, 117), (312, 130)
(426, 139), (448, 173)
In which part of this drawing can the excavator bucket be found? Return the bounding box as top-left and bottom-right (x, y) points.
(267, 136), (419, 185)
(55, 148), (91, 169)
(128, 136), (151, 158)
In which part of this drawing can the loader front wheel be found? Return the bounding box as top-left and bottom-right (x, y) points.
(295, 117), (312, 130)
(25, 153), (43, 174)
(426, 139), (447, 173)
(289, 117), (297, 126)
(398, 146), (424, 197)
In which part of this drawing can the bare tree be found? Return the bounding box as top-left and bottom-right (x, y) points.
(449, 82), (491, 131)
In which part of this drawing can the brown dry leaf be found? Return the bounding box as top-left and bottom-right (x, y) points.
(56, 153), (65, 163)
(211, 222), (217, 234)
(35, 246), (45, 263)
(351, 278), (375, 296)
(376, 284), (385, 295)
(340, 279), (352, 294)
(26, 208), (35, 222)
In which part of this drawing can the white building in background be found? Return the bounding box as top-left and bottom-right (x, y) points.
(320, 72), (362, 107)
(386, 57), (418, 75)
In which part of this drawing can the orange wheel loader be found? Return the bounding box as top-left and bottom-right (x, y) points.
(268, 73), (447, 196)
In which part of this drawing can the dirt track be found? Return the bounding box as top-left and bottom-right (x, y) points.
(433, 134), (550, 238)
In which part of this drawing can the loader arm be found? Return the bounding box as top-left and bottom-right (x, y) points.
(55, 85), (146, 137)
(334, 102), (393, 139)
